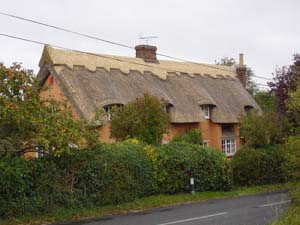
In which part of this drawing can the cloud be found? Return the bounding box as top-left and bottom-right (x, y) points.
(0, 0), (299, 87)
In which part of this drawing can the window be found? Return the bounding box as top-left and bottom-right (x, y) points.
(35, 146), (44, 158)
(202, 140), (209, 147)
(103, 104), (123, 121)
(201, 105), (210, 119)
(162, 140), (169, 145)
(163, 103), (173, 114)
(50, 105), (57, 113)
(244, 105), (253, 114)
(222, 138), (236, 156)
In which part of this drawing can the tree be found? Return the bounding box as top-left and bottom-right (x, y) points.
(284, 86), (300, 179)
(215, 57), (258, 96)
(240, 111), (286, 147)
(269, 54), (300, 115)
(0, 63), (99, 156)
(286, 86), (300, 135)
(254, 91), (277, 112)
(110, 93), (170, 144)
(245, 67), (259, 96)
(215, 57), (236, 66)
(171, 129), (202, 145)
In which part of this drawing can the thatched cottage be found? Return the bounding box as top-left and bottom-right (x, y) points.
(37, 45), (260, 156)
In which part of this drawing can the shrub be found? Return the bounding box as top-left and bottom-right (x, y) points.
(155, 143), (232, 193)
(231, 145), (288, 186)
(110, 93), (170, 144)
(74, 143), (153, 205)
(0, 156), (64, 218)
(0, 142), (153, 218)
(286, 136), (300, 180)
(0, 142), (233, 219)
(290, 184), (300, 206)
(240, 111), (286, 148)
(171, 129), (202, 145)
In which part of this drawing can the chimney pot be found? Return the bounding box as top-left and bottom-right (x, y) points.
(239, 53), (244, 66)
(135, 45), (157, 62)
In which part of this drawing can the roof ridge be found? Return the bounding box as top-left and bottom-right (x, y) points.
(40, 45), (237, 80)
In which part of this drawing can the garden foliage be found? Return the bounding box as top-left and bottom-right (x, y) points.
(171, 129), (203, 145)
(110, 93), (170, 144)
(155, 143), (232, 193)
(231, 145), (289, 186)
(0, 63), (99, 156)
(0, 142), (231, 218)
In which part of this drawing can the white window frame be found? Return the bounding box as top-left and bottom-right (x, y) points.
(201, 105), (210, 119)
(222, 137), (236, 156)
(162, 140), (169, 145)
(163, 103), (173, 114)
(202, 140), (209, 147)
(103, 105), (112, 121)
(103, 104), (123, 121)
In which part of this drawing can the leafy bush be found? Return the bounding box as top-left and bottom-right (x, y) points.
(0, 142), (153, 218)
(0, 142), (233, 219)
(74, 143), (153, 205)
(286, 136), (300, 180)
(290, 184), (300, 206)
(171, 129), (202, 145)
(240, 111), (286, 147)
(110, 93), (170, 144)
(155, 143), (232, 193)
(231, 145), (288, 186)
(0, 156), (64, 218)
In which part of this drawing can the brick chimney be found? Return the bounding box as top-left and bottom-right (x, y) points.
(135, 45), (157, 62)
(236, 53), (247, 87)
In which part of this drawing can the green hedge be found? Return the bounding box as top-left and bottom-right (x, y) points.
(0, 156), (65, 218)
(231, 145), (288, 186)
(73, 143), (153, 205)
(290, 183), (300, 206)
(0, 142), (232, 218)
(155, 143), (232, 193)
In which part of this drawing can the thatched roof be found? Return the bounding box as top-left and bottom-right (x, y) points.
(37, 45), (261, 123)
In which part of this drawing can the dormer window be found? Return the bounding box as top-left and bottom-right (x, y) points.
(103, 104), (123, 121)
(244, 105), (254, 114)
(163, 103), (173, 114)
(201, 105), (210, 119)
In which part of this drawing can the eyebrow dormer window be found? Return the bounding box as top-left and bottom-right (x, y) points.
(163, 103), (173, 114)
(103, 104), (123, 121)
(201, 105), (210, 119)
(244, 105), (254, 114)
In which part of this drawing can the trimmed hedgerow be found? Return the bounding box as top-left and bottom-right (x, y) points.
(155, 143), (232, 194)
(73, 142), (153, 205)
(231, 145), (289, 186)
(0, 142), (153, 218)
(0, 156), (64, 218)
(0, 142), (233, 219)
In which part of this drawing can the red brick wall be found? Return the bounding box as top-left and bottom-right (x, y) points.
(40, 74), (79, 119)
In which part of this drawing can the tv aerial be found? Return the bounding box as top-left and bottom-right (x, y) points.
(139, 35), (158, 45)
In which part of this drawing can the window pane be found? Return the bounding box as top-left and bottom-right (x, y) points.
(202, 105), (210, 119)
(222, 138), (236, 156)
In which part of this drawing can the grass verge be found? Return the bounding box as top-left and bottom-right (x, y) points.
(0, 183), (292, 225)
(270, 206), (300, 225)
(270, 182), (300, 225)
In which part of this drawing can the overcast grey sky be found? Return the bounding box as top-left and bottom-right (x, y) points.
(0, 0), (299, 88)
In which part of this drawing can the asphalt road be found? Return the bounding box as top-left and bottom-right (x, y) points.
(56, 191), (290, 225)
